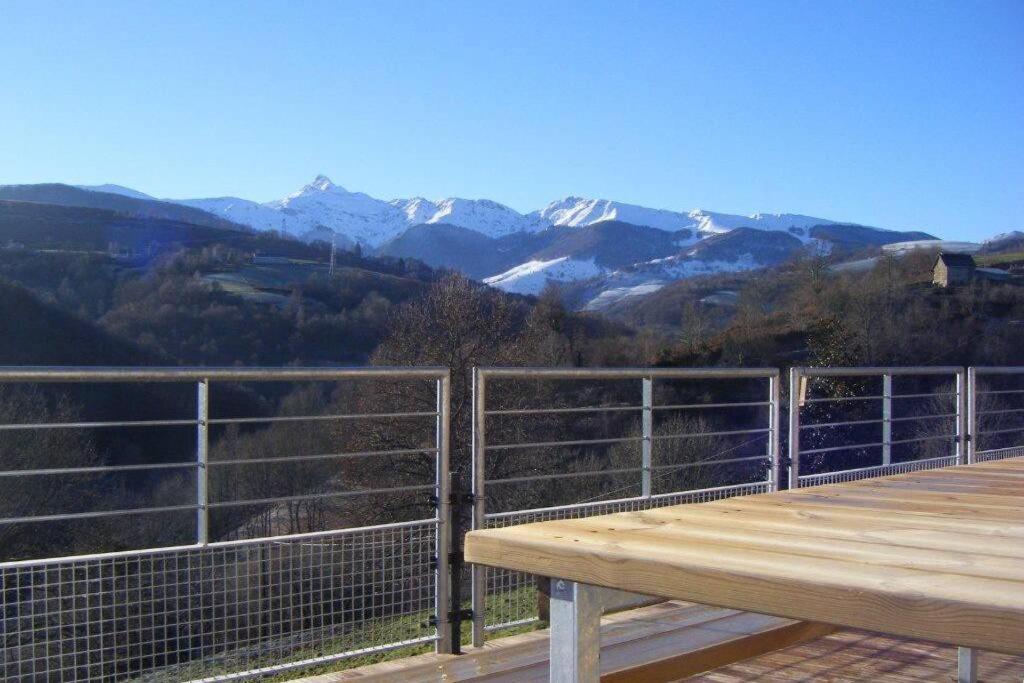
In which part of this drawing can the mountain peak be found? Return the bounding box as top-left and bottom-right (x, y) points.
(302, 175), (342, 194)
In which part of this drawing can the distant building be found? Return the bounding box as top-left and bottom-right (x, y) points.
(932, 253), (976, 286)
(933, 253), (1014, 286)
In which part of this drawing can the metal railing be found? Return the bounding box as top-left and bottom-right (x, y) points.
(0, 366), (451, 682)
(788, 367), (966, 487)
(968, 367), (1024, 463)
(2, 363), (1021, 681)
(469, 367), (780, 646)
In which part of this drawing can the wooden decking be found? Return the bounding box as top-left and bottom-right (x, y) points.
(692, 629), (1024, 682)
(303, 604), (1024, 682)
(310, 602), (822, 682)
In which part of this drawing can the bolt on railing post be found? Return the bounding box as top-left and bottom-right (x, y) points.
(641, 377), (653, 498)
(787, 368), (801, 489)
(435, 375), (453, 654)
(470, 368), (487, 648)
(768, 373), (781, 492)
(881, 373), (892, 466)
(196, 379), (209, 545)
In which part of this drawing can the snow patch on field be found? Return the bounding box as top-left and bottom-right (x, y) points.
(883, 240), (981, 254)
(583, 282), (666, 310)
(484, 257), (602, 295)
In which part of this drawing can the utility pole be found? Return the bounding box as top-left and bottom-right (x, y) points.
(329, 237), (336, 276)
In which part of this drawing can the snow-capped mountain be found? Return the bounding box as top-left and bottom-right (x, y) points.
(532, 197), (694, 232)
(177, 176), (541, 245)
(685, 210), (836, 242)
(391, 197), (541, 237)
(171, 176), (854, 252)
(176, 196), (301, 235)
(530, 199), (837, 242)
(63, 175), (953, 306)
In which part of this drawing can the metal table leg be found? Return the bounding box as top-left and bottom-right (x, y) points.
(958, 646), (978, 683)
(550, 579), (602, 683)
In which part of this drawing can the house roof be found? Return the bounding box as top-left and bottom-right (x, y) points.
(935, 252), (976, 268)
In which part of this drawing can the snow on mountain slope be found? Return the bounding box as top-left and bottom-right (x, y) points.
(390, 197), (540, 237)
(532, 199), (837, 240)
(533, 197), (693, 232)
(77, 184), (155, 200)
(684, 209), (836, 241)
(484, 257), (602, 295)
(177, 196), (301, 235)
(263, 176), (408, 245)
(181, 176), (539, 245)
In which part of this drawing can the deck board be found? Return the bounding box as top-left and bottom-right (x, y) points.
(464, 457), (1024, 654)
(692, 629), (1024, 682)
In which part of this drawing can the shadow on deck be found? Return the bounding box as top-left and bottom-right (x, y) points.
(290, 600), (1022, 682)
(282, 602), (1024, 683)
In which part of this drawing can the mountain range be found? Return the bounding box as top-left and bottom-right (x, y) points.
(0, 177), (969, 308)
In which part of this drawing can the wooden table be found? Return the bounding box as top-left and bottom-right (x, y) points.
(464, 458), (1024, 682)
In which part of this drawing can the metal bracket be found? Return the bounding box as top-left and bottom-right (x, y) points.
(425, 609), (473, 628)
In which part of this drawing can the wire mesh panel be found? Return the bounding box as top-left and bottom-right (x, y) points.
(1, 521), (436, 682)
(969, 367), (1024, 463)
(788, 367), (965, 488)
(469, 367), (779, 644)
(0, 367), (451, 681)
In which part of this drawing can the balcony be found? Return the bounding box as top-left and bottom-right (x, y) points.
(1, 365), (1021, 682)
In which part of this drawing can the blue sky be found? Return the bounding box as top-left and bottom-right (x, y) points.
(1, 1), (1021, 239)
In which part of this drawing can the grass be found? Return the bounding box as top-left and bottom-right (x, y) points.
(172, 586), (542, 682)
(977, 250), (1024, 267)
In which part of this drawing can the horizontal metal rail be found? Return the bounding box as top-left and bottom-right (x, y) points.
(0, 365), (448, 382)
(0, 502), (201, 525)
(977, 407), (1024, 416)
(475, 367), (779, 380)
(0, 461), (198, 477)
(793, 366), (962, 377)
(207, 446), (438, 466)
(799, 433), (956, 456)
(0, 418), (198, 431)
(207, 483), (437, 508)
(971, 367), (1024, 375)
(481, 482), (768, 522)
(801, 413), (957, 430)
(654, 400), (771, 411)
(485, 404), (640, 416)
(975, 425), (1024, 437)
(207, 410), (437, 424)
(486, 435), (643, 451)
(649, 427), (771, 440)
(0, 517), (438, 569)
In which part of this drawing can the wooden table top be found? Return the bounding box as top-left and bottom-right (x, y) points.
(464, 458), (1024, 654)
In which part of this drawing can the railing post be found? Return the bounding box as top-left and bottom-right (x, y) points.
(435, 374), (453, 654)
(769, 372), (781, 492)
(966, 367), (976, 464)
(787, 368), (801, 489)
(641, 377), (653, 498)
(196, 379), (209, 545)
(954, 368), (966, 466)
(881, 373), (892, 466)
(470, 368), (487, 648)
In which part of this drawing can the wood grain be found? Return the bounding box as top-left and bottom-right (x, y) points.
(465, 458), (1024, 655)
